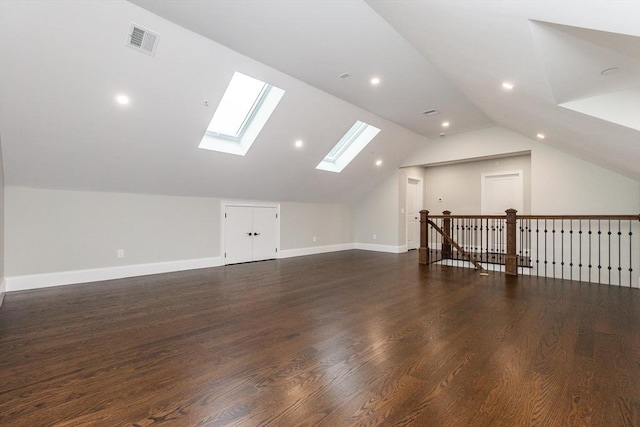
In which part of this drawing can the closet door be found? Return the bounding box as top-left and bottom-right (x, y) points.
(225, 206), (254, 264)
(224, 205), (279, 265)
(252, 207), (278, 261)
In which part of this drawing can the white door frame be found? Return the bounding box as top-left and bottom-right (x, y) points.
(406, 177), (424, 250)
(221, 201), (281, 265)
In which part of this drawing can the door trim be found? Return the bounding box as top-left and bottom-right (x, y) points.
(221, 201), (281, 265)
(406, 177), (423, 251)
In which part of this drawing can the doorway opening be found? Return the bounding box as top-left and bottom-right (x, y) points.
(406, 177), (423, 251)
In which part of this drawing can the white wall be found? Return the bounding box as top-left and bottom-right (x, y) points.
(423, 154), (531, 215)
(354, 166), (427, 252)
(0, 138), (4, 306)
(354, 156), (532, 252)
(353, 171), (402, 251)
(402, 127), (640, 214)
(351, 166), (426, 253)
(5, 188), (221, 277)
(530, 145), (639, 214)
(280, 202), (353, 251)
(4, 187), (356, 290)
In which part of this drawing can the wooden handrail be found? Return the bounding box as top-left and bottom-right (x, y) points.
(425, 214), (639, 220)
(518, 215), (639, 221)
(426, 214), (510, 219)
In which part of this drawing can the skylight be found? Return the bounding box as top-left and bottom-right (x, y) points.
(207, 73), (268, 139)
(199, 72), (285, 156)
(316, 121), (380, 173)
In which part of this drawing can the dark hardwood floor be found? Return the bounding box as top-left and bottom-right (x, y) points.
(0, 250), (638, 426)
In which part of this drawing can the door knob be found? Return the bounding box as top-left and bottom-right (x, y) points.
(247, 232), (253, 236)
(254, 232), (261, 236)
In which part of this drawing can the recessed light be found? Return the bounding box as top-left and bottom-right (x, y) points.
(375, 159), (383, 166)
(370, 77), (380, 86)
(294, 139), (303, 148)
(601, 67), (619, 76)
(442, 121), (450, 128)
(116, 94), (130, 105)
(536, 133), (545, 140)
(502, 82), (514, 90)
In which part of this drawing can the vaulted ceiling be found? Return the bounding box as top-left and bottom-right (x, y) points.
(0, 0), (637, 204)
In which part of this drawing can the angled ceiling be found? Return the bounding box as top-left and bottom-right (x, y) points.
(0, 1), (638, 207)
(128, 0), (492, 139)
(0, 0), (426, 203)
(129, 0), (639, 179)
(366, 0), (640, 178)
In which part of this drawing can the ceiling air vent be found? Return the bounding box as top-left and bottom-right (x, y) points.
(127, 23), (159, 56)
(422, 109), (439, 116)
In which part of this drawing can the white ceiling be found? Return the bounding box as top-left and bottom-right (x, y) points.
(366, 0), (640, 178)
(0, 0), (638, 205)
(128, 0), (492, 139)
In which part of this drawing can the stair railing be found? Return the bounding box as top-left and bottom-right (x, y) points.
(420, 209), (640, 287)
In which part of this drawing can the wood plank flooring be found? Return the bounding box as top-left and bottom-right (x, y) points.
(0, 250), (638, 426)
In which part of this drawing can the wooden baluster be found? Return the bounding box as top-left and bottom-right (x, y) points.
(419, 210), (429, 265)
(442, 210), (452, 260)
(505, 208), (518, 276)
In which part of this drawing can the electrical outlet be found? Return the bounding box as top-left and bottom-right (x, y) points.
(373, 234), (377, 240)
(312, 236), (317, 242)
(117, 249), (124, 258)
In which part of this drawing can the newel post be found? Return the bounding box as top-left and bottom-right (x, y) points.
(505, 208), (518, 276)
(442, 210), (452, 259)
(419, 210), (429, 265)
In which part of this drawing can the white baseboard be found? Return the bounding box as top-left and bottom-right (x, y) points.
(278, 243), (356, 259)
(4, 242), (413, 293)
(5, 257), (223, 292)
(355, 243), (408, 253)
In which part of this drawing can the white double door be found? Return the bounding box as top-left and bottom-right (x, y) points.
(225, 205), (278, 265)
